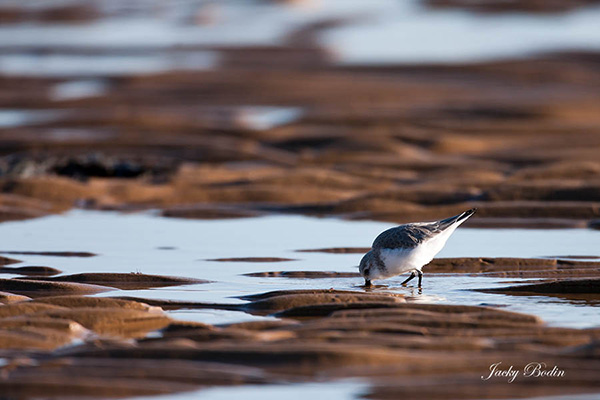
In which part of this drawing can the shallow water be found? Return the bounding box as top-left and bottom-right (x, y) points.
(51, 79), (108, 100)
(0, 109), (65, 128)
(130, 380), (369, 400)
(322, 1), (600, 64)
(130, 385), (600, 400)
(0, 210), (599, 328)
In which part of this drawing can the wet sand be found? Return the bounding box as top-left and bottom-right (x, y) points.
(1, 51), (600, 227)
(1, 285), (600, 399)
(1, 1), (600, 399)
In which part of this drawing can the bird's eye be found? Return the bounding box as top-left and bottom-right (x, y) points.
(364, 268), (370, 275)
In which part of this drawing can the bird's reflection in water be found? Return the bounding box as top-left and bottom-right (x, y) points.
(358, 283), (423, 296)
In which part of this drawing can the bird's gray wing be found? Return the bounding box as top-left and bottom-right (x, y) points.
(372, 223), (440, 249)
(372, 209), (476, 249)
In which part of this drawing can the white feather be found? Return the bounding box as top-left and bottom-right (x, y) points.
(372, 218), (466, 280)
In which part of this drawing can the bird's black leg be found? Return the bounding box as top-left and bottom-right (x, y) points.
(365, 279), (372, 287)
(401, 272), (415, 285)
(417, 270), (423, 287)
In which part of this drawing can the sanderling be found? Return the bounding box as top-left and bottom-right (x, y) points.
(359, 208), (476, 287)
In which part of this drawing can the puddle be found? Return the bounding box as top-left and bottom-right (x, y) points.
(0, 210), (599, 328)
(322, 1), (600, 64)
(192, 105), (305, 131)
(52, 79), (108, 100)
(167, 309), (278, 326)
(236, 106), (304, 131)
(130, 380), (368, 400)
(0, 52), (218, 77)
(127, 379), (600, 400)
(0, 109), (64, 128)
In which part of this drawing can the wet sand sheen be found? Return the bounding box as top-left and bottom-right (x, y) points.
(1, 288), (599, 399)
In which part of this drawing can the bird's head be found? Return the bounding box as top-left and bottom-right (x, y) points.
(359, 251), (374, 285)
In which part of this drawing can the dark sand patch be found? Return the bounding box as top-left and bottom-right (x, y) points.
(34, 296), (157, 311)
(0, 296), (176, 350)
(0, 256), (21, 266)
(238, 289), (403, 301)
(426, 257), (600, 278)
(19, 273), (209, 290)
(0, 251), (96, 257)
(0, 204), (50, 223)
(0, 358), (263, 398)
(2, 288), (600, 398)
(0, 327), (80, 350)
(111, 296), (235, 311)
(244, 257), (600, 281)
(0, 4), (99, 24)
(38, 308), (171, 338)
(116, 290), (405, 315)
(54, 290), (600, 387)
(0, 375), (196, 399)
(478, 278), (600, 295)
(244, 271), (359, 278)
(0, 278), (112, 297)
(245, 292), (405, 314)
(295, 247), (371, 254)
(546, 255), (600, 260)
(0, 266), (62, 276)
(0, 291), (30, 304)
(0, 302), (66, 318)
(425, 0), (600, 13)
(2, 52), (600, 231)
(163, 206), (261, 220)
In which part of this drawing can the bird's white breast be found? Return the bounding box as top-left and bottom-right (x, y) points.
(376, 228), (457, 278)
(377, 247), (417, 278)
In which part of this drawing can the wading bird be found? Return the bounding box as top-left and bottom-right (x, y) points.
(359, 209), (476, 287)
